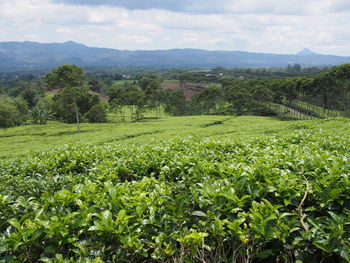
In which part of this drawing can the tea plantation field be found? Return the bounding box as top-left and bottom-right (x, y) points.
(1, 116), (300, 159)
(1, 117), (350, 262)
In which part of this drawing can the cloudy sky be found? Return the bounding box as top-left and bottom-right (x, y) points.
(1, 0), (350, 55)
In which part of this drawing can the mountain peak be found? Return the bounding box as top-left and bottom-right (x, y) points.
(296, 48), (317, 56)
(62, 40), (86, 47)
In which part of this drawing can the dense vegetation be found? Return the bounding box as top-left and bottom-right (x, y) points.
(1, 63), (350, 130)
(105, 64), (350, 121)
(1, 46), (350, 263)
(1, 118), (350, 262)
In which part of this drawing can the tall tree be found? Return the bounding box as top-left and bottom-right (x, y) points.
(45, 64), (85, 132)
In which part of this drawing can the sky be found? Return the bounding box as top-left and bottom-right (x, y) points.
(1, 0), (350, 55)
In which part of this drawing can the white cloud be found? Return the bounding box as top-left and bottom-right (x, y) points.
(51, 0), (331, 15)
(329, 0), (350, 13)
(55, 27), (73, 33)
(180, 33), (199, 44)
(0, 0), (350, 55)
(116, 34), (152, 44)
(207, 37), (227, 46)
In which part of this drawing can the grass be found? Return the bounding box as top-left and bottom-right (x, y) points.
(292, 100), (343, 118)
(107, 106), (168, 122)
(0, 115), (325, 159)
(2, 115), (349, 160)
(162, 79), (179, 83)
(112, 80), (136, 86)
(266, 100), (344, 120)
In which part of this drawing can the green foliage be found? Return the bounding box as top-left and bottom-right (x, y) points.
(109, 85), (145, 107)
(176, 64), (350, 118)
(45, 65), (87, 132)
(29, 106), (52, 125)
(108, 85), (146, 121)
(191, 84), (224, 115)
(0, 102), (19, 128)
(0, 97), (28, 128)
(160, 89), (188, 116)
(16, 80), (45, 108)
(87, 75), (112, 94)
(3, 64), (350, 126)
(137, 73), (161, 94)
(85, 103), (108, 123)
(1, 118), (350, 262)
(45, 64), (85, 90)
(51, 87), (100, 124)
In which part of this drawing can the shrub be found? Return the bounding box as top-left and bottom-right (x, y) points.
(0, 100), (23, 128)
(85, 103), (108, 123)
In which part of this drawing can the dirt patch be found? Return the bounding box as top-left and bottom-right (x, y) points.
(161, 81), (207, 99)
(46, 89), (60, 95)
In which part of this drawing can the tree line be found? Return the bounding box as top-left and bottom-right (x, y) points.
(1, 63), (350, 130)
(178, 64), (350, 117)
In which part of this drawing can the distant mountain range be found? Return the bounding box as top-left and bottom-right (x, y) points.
(0, 41), (349, 71)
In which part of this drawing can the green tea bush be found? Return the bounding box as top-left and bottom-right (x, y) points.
(1, 128), (350, 262)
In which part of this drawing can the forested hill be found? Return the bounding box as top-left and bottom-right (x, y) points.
(1, 41), (350, 71)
